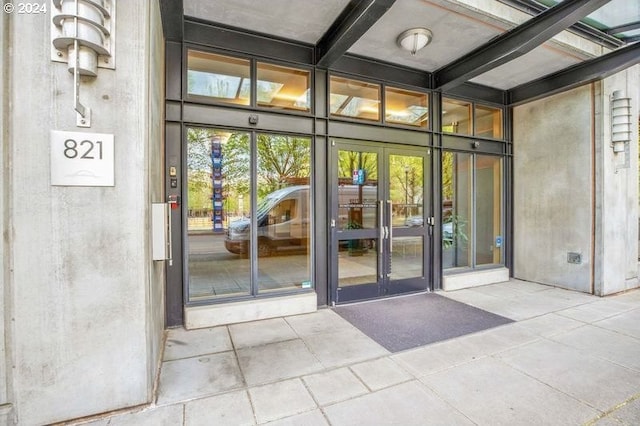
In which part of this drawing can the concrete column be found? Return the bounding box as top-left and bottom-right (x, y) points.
(513, 85), (594, 292)
(513, 68), (640, 296)
(594, 67), (640, 295)
(5, 1), (165, 424)
(0, 4), (13, 423)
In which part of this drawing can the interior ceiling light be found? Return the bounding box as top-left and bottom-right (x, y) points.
(396, 28), (433, 56)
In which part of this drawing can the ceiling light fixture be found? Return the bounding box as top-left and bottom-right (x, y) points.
(396, 28), (433, 56)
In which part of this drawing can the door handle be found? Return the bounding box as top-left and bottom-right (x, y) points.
(387, 200), (393, 253)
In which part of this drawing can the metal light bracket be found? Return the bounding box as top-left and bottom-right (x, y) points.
(51, 0), (115, 127)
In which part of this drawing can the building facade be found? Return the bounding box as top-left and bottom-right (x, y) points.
(0, 0), (639, 424)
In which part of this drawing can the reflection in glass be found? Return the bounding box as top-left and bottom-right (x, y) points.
(388, 154), (424, 227)
(442, 98), (472, 135)
(475, 155), (503, 265)
(257, 134), (312, 292)
(330, 76), (380, 121)
(390, 236), (423, 280)
(187, 51), (250, 105)
(442, 152), (472, 268)
(385, 87), (429, 128)
(256, 63), (311, 112)
(337, 149), (378, 230)
(475, 104), (503, 139)
(187, 128), (251, 300)
(338, 239), (378, 286)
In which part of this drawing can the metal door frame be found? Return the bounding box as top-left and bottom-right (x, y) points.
(329, 139), (432, 304)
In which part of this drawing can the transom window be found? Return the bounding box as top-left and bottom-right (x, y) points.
(187, 50), (311, 112)
(442, 97), (504, 140)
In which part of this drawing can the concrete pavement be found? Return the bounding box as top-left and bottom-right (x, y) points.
(78, 279), (640, 425)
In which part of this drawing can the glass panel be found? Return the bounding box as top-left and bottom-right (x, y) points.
(388, 155), (424, 227)
(385, 87), (429, 128)
(390, 236), (423, 280)
(256, 62), (311, 112)
(256, 134), (312, 293)
(187, 51), (250, 105)
(337, 149), (378, 230)
(442, 98), (472, 135)
(475, 105), (503, 139)
(330, 76), (381, 121)
(338, 238), (378, 286)
(535, 0), (640, 42)
(187, 128), (251, 300)
(475, 155), (503, 266)
(442, 152), (472, 269)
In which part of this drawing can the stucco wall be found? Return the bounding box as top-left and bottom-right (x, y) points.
(6, 1), (164, 424)
(513, 85), (594, 292)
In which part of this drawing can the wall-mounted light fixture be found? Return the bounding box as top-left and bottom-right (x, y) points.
(396, 28), (432, 56)
(610, 90), (632, 154)
(51, 0), (115, 127)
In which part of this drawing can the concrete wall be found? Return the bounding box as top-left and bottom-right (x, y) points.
(0, 6), (12, 422)
(594, 68), (640, 295)
(4, 1), (164, 424)
(514, 68), (640, 296)
(513, 85), (594, 292)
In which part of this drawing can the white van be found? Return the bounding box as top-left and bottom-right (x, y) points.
(224, 185), (310, 256)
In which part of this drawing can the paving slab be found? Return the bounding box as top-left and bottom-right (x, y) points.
(303, 328), (389, 368)
(237, 339), (324, 386)
(350, 357), (413, 391)
(556, 299), (638, 323)
(285, 309), (356, 336)
(302, 367), (369, 406)
(260, 409), (328, 426)
(594, 308), (640, 339)
(228, 317), (298, 349)
(513, 312), (585, 337)
(550, 325), (640, 372)
(163, 326), (232, 361)
(156, 351), (244, 405)
(249, 378), (317, 424)
(323, 380), (474, 426)
(497, 338), (640, 411)
(421, 357), (599, 425)
(184, 390), (255, 426)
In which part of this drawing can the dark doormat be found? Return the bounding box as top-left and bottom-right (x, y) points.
(334, 293), (514, 352)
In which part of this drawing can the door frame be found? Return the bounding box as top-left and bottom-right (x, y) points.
(329, 138), (433, 304)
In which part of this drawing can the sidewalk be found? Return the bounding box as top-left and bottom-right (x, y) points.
(81, 280), (640, 425)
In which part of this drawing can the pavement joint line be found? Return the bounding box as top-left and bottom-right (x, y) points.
(583, 391), (640, 426)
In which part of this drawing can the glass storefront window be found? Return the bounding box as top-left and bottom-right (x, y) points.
(475, 155), (503, 265)
(186, 128), (251, 301)
(256, 63), (311, 112)
(187, 51), (251, 105)
(475, 104), (503, 140)
(442, 98), (472, 135)
(185, 127), (312, 301)
(385, 87), (429, 128)
(442, 152), (472, 268)
(330, 76), (381, 121)
(256, 134), (312, 292)
(442, 152), (503, 269)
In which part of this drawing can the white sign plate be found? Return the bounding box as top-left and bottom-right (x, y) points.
(51, 130), (115, 186)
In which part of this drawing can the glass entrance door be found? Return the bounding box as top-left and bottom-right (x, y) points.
(331, 140), (431, 304)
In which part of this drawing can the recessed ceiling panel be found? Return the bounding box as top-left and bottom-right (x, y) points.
(184, 0), (351, 44)
(348, 0), (506, 72)
(470, 44), (584, 89)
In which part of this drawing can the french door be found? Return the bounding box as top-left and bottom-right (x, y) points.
(330, 140), (431, 304)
